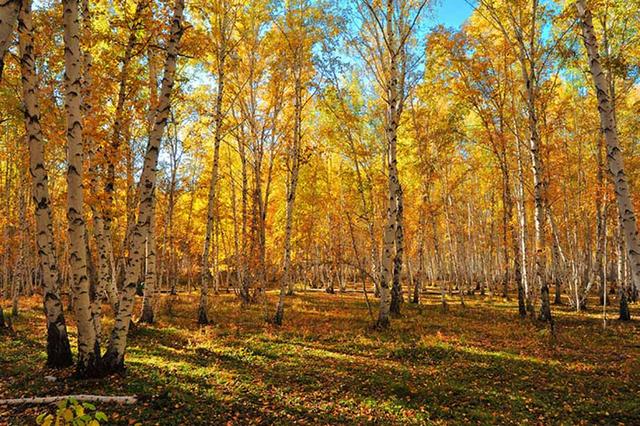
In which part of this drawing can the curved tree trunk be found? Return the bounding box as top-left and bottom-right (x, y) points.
(576, 0), (638, 321)
(103, 0), (184, 371)
(103, 0), (146, 312)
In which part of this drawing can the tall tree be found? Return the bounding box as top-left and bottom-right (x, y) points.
(576, 0), (638, 321)
(103, 0), (185, 371)
(63, 0), (100, 376)
(274, 0), (318, 325)
(0, 0), (21, 79)
(477, 0), (555, 325)
(198, 0), (238, 325)
(18, 0), (73, 367)
(359, 0), (429, 328)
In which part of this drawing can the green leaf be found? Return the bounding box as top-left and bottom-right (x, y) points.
(82, 402), (96, 411)
(95, 412), (108, 422)
(36, 413), (47, 424)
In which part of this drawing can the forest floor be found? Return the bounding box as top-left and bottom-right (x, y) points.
(1, 290), (639, 425)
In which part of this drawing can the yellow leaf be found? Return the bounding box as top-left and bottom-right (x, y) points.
(62, 408), (74, 421)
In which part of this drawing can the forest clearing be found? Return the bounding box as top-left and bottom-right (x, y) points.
(1, 0), (640, 423)
(2, 291), (639, 425)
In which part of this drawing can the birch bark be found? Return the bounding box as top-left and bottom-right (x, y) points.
(274, 64), (303, 325)
(104, 0), (184, 369)
(18, 0), (73, 367)
(199, 2), (235, 323)
(139, 197), (158, 323)
(0, 0), (20, 79)
(576, 0), (638, 320)
(63, 0), (100, 376)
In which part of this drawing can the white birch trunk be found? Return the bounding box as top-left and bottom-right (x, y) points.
(139, 197), (157, 323)
(18, 0), (73, 367)
(63, 0), (100, 376)
(199, 50), (225, 325)
(103, 0), (146, 312)
(103, 0), (184, 370)
(576, 0), (637, 320)
(274, 65), (303, 325)
(376, 0), (401, 329)
(0, 0), (20, 79)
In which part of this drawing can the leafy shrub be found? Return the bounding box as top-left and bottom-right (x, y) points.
(35, 397), (108, 426)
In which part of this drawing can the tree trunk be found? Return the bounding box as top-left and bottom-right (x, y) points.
(63, 0), (100, 377)
(198, 43), (226, 325)
(504, 160), (525, 317)
(139, 198), (158, 324)
(12, 186), (26, 317)
(376, 0), (404, 329)
(0, 0), (21, 80)
(103, 0), (146, 313)
(274, 69), (303, 325)
(390, 183), (404, 315)
(577, 0), (638, 321)
(413, 198), (427, 305)
(515, 137), (533, 316)
(515, 27), (552, 325)
(79, 0), (107, 346)
(499, 165), (511, 300)
(2, 157), (10, 301)
(103, 0), (184, 371)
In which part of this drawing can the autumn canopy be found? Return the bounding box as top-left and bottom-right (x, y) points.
(0, 0), (639, 424)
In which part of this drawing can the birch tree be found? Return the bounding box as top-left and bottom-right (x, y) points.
(101, 0), (147, 312)
(63, 0), (100, 376)
(139, 197), (158, 323)
(0, 0), (21, 79)
(103, 0), (185, 370)
(273, 0), (322, 325)
(476, 0), (560, 325)
(18, 0), (73, 367)
(197, 0), (238, 325)
(359, 0), (429, 328)
(576, 0), (638, 321)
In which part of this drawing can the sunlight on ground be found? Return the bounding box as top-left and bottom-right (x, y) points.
(1, 292), (639, 425)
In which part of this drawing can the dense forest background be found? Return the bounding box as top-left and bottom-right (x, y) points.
(0, 0), (639, 423)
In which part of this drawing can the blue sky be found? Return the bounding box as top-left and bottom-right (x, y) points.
(429, 0), (474, 29)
